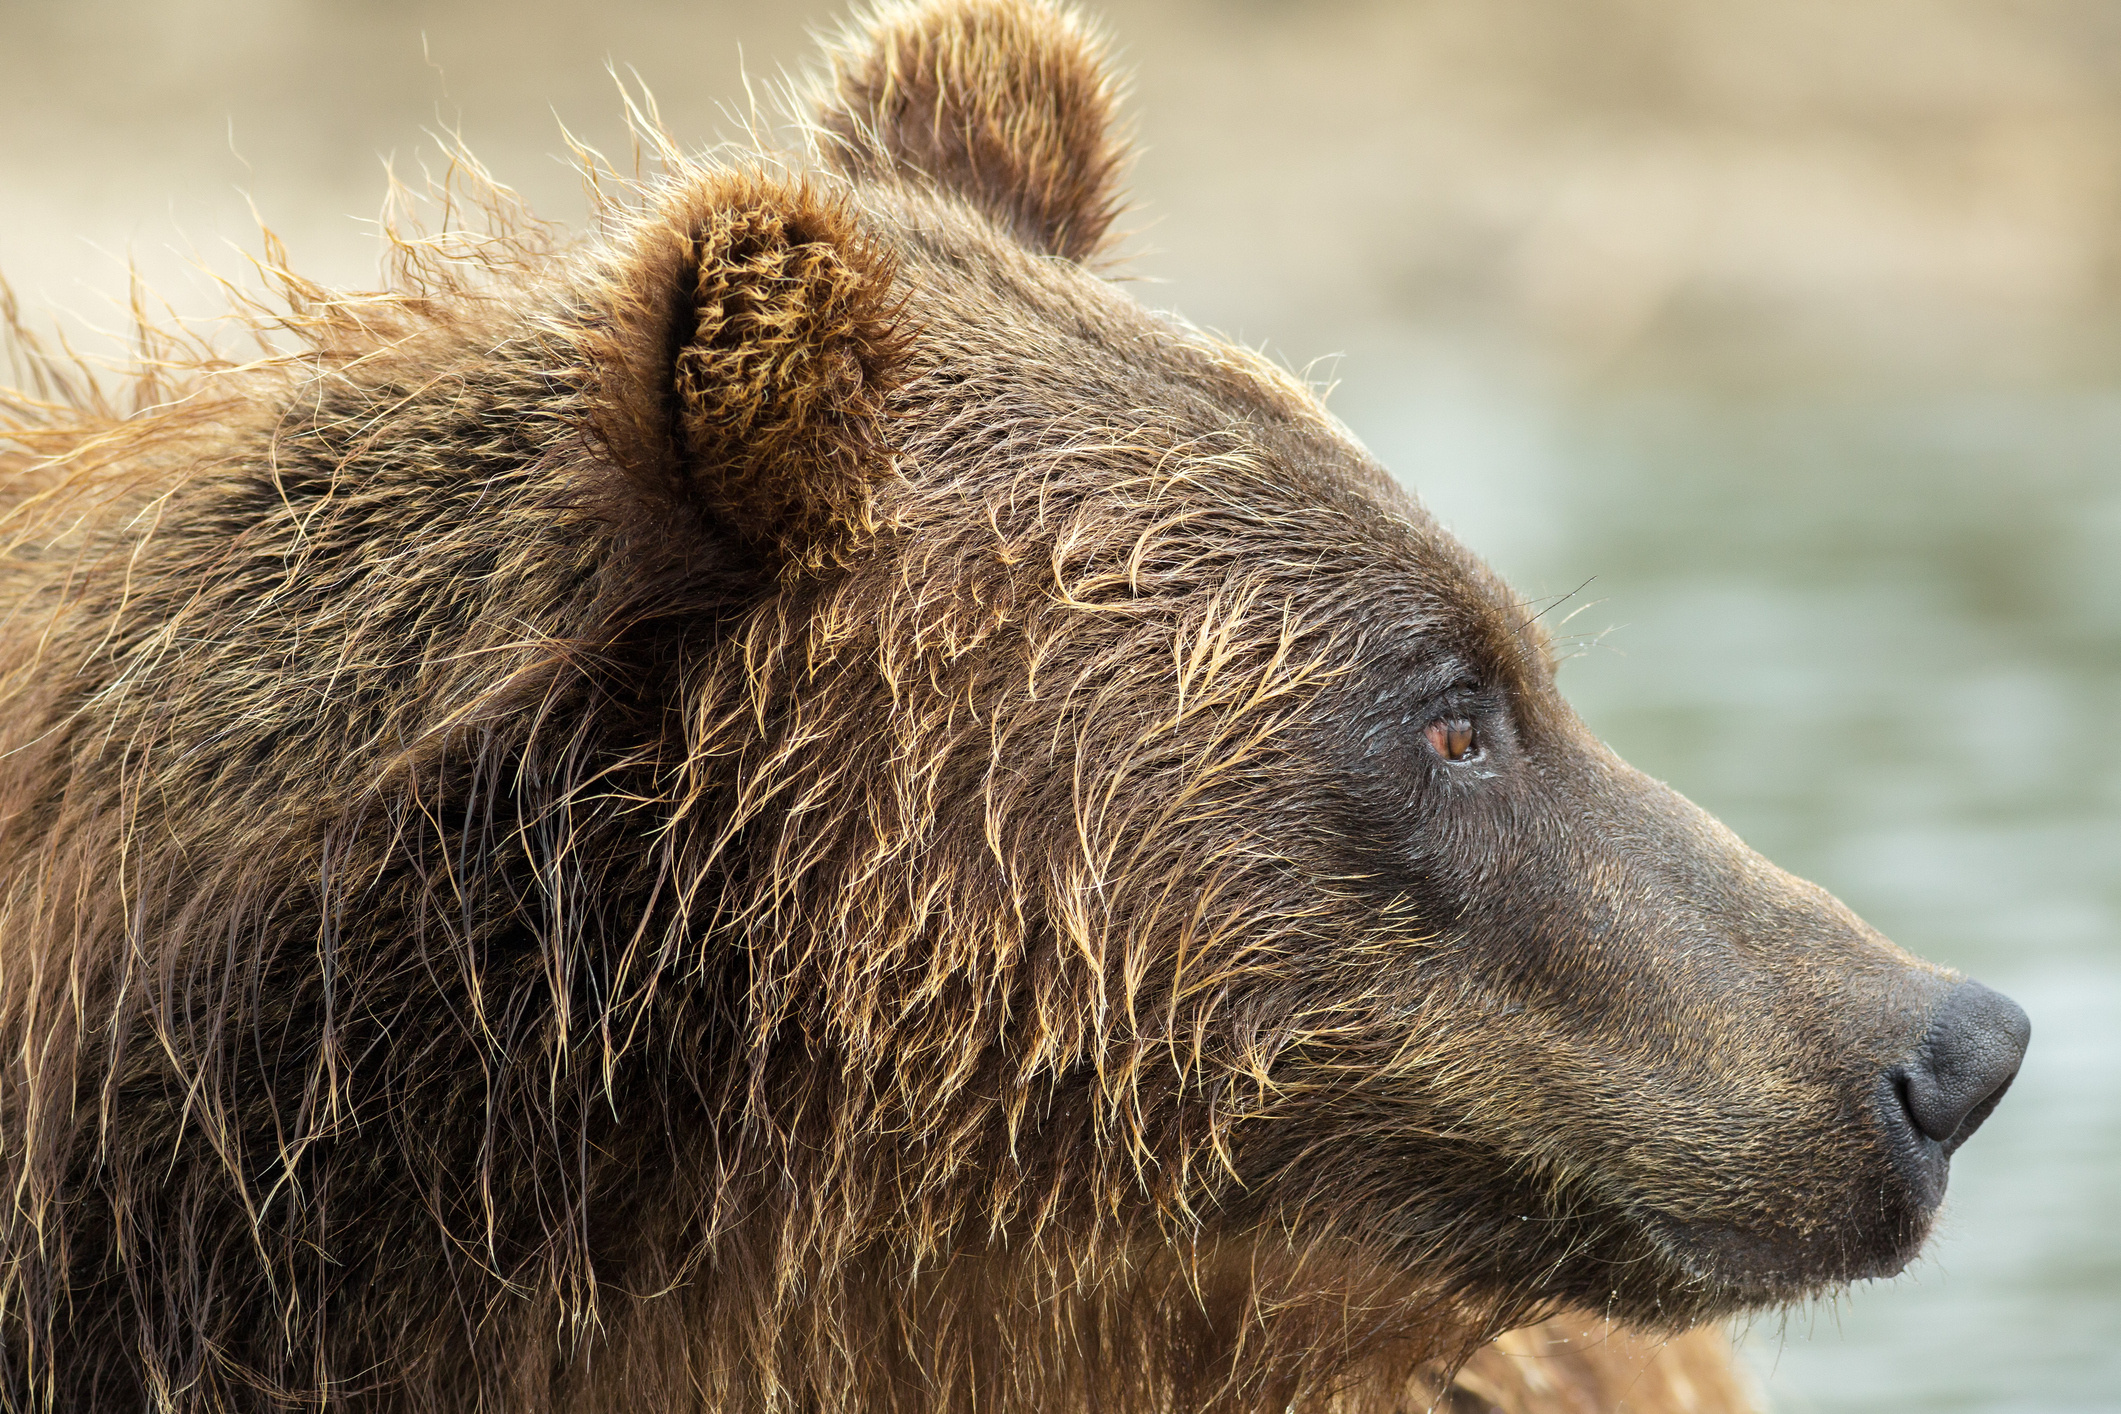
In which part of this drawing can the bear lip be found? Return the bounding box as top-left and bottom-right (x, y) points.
(1632, 1197), (1935, 1308)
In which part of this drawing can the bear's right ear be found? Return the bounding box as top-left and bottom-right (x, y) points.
(811, 0), (1129, 262)
(584, 168), (903, 564)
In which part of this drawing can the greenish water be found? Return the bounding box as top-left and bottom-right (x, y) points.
(1347, 364), (2121, 1411)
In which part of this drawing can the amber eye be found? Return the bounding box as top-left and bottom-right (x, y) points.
(1423, 717), (1481, 763)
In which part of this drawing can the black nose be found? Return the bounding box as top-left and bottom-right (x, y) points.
(1897, 980), (2031, 1154)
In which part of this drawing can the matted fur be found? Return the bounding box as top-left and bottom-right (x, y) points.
(1, 3), (1998, 1412)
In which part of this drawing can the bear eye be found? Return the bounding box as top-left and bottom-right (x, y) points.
(1423, 716), (1481, 764)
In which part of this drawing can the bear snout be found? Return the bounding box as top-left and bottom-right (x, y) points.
(1876, 979), (2031, 1208)
(1655, 971), (2033, 1298)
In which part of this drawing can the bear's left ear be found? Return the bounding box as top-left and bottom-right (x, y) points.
(811, 0), (1129, 262)
(585, 168), (904, 563)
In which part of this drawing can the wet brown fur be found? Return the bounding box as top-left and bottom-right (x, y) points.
(0, 3), (1975, 1412)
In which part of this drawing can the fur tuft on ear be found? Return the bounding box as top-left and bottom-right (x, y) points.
(587, 169), (904, 561)
(813, 0), (1129, 262)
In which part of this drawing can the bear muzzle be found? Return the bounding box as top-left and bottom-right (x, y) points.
(1643, 970), (2030, 1304)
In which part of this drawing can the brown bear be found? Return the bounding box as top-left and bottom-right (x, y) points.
(0, 2), (2028, 1411)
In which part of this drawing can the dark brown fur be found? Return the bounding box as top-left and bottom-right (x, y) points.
(0, 4), (2009, 1411)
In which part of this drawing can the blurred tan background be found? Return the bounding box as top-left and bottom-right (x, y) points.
(9, 0), (2121, 385)
(5, 3), (2117, 1410)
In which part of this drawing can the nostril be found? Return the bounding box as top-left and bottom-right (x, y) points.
(1900, 980), (2031, 1152)
(1892, 1067), (1919, 1131)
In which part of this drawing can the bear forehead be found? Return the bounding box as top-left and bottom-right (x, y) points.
(855, 182), (1546, 685)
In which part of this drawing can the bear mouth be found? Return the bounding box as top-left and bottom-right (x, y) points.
(1483, 1145), (1945, 1321)
(1625, 1193), (1937, 1313)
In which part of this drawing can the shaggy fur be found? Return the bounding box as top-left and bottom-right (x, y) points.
(815, 0), (1130, 261)
(0, 3), (2005, 1412)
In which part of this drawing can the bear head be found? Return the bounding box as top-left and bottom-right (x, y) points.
(583, 0), (2029, 1334)
(0, 1), (2029, 1410)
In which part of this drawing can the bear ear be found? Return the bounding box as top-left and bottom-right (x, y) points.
(586, 168), (904, 563)
(811, 0), (1130, 262)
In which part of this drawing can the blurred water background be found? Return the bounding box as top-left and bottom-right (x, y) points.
(3, 2), (2115, 1408)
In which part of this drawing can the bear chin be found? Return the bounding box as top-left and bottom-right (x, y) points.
(1627, 1202), (1938, 1313)
(1437, 1147), (1947, 1322)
